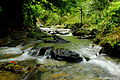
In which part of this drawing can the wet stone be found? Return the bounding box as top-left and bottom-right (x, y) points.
(28, 46), (83, 63)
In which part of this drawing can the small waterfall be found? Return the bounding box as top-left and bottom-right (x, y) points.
(37, 48), (53, 62)
(27, 46), (54, 62)
(81, 56), (87, 62)
(42, 48), (52, 59)
(28, 48), (40, 56)
(35, 49), (41, 57)
(0, 46), (54, 63)
(28, 47), (52, 57)
(29, 47), (42, 57)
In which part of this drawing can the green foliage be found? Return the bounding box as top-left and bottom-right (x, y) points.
(98, 1), (120, 30)
(23, 0), (119, 35)
(88, 0), (110, 11)
(23, 1), (35, 27)
(98, 26), (120, 48)
(23, 0), (87, 26)
(82, 0), (110, 25)
(106, 2), (120, 26)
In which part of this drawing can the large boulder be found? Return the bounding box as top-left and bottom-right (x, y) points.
(99, 42), (120, 58)
(29, 46), (83, 63)
(49, 48), (83, 63)
(72, 28), (99, 39)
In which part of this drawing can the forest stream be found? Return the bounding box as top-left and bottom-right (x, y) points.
(0, 30), (120, 80)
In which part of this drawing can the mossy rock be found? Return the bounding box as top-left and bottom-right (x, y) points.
(98, 28), (120, 58)
(27, 29), (51, 39)
(72, 28), (91, 36)
(99, 42), (120, 58)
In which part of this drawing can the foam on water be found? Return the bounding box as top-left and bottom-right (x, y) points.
(74, 44), (120, 78)
(75, 44), (102, 59)
(88, 58), (120, 77)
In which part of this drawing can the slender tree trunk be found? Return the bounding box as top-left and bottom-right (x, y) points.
(79, 7), (83, 27)
(80, 8), (83, 24)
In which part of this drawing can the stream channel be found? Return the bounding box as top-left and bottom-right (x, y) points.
(0, 31), (120, 80)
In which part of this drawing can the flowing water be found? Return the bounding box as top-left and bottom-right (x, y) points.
(0, 36), (120, 80)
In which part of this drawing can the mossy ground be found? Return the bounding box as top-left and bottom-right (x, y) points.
(0, 70), (22, 80)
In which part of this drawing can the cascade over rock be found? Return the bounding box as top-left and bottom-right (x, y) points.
(28, 46), (83, 63)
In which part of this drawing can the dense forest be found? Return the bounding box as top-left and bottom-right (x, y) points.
(0, 0), (119, 57)
(0, 0), (120, 80)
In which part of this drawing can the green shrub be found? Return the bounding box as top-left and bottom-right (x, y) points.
(99, 27), (120, 47)
(99, 2), (120, 30)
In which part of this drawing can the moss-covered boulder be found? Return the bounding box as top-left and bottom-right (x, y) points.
(72, 28), (91, 36)
(98, 27), (120, 58)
